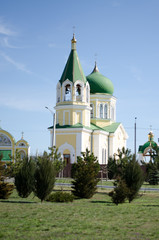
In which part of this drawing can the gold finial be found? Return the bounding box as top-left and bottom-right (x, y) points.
(71, 28), (77, 50)
(71, 33), (77, 43)
(148, 131), (154, 142)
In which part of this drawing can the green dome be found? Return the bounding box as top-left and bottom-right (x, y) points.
(86, 63), (114, 94)
(138, 132), (159, 153)
(139, 141), (158, 153)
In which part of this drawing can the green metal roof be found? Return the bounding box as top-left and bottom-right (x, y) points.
(103, 122), (120, 133)
(59, 37), (86, 84)
(86, 63), (114, 95)
(49, 122), (120, 134)
(90, 123), (104, 131)
(53, 123), (84, 129)
(138, 141), (158, 153)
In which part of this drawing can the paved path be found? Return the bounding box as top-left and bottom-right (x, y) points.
(55, 183), (159, 191)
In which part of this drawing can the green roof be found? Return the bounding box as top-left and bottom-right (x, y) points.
(54, 123), (84, 129)
(90, 123), (103, 131)
(103, 122), (120, 133)
(138, 141), (158, 153)
(59, 37), (86, 84)
(49, 122), (120, 134)
(86, 63), (114, 95)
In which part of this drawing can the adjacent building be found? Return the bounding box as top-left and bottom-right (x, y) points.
(138, 131), (159, 162)
(0, 128), (30, 162)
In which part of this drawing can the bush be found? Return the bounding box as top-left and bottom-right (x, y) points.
(148, 169), (159, 185)
(0, 160), (14, 199)
(109, 156), (144, 204)
(71, 149), (100, 199)
(0, 182), (14, 199)
(14, 157), (35, 198)
(34, 155), (56, 202)
(123, 157), (144, 203)
(46, 191), (74, 202)
(109, 178), (128, 205)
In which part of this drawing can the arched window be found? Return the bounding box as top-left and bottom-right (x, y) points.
(102, 148), (104, 164)
(90, 104), (94, 118)
(65, 84), (71, 101)
(111, 106), (114, 120)
(0, 134), (11, 146)
(19, 142), (25, 147)
(19, 150), (26, 160)
(105, 149), (107, 164)
(102, 148), (107, 164)
(76, 84), (81, 96)
(74, 81), (85, 102)
(86, 85), (89, 103)
(75, 84), (82, 101)
(100, 104), (103, 118)
(104, 104), (108, 119)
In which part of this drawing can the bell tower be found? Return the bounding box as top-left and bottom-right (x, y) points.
(55, 35), (91, 127)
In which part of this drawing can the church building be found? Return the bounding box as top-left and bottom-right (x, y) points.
(138, 131), (159, 162)
(0, 128), (30, 162)
(48, 35), (128, 170)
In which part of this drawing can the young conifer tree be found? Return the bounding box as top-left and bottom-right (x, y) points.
(109, 154), (144, 204)
(109, 177), (129, 205)
(148, 168), (159, 185)
(34, 152), (56, 202)
(123, 156), (144, 203)
(71, 149), (100, 199)
(14, 157), (35, 198)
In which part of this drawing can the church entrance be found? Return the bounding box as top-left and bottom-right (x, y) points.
(64, 154), (70, 164)
(63, 154), (71, 177)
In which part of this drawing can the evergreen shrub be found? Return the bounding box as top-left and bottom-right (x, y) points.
(148, 169), (159, 185)
(109, 178), (128, 205)
(34, 155), (56, 202)
(14, 157), (35, 198)
(0, 160), (14, 199)
(71, 149), (100, 199)
(0, 182), (14, 199)
(46, 191), (74, 202)
(123, 157), (144, 203)
(109, 155), (144, 204)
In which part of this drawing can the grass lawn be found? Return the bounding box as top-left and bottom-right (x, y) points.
(0, 188), (159, 240)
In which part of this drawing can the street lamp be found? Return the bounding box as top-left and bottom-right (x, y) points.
(45, 106), (56, 148)
(134, 117), (137, 159)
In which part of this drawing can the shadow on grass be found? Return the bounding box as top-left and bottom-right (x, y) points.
(143, 204), (159, 207)
(0, 200), (37, 204)
(90, 200), (114, 205)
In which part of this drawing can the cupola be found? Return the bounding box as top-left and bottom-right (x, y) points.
(86, 62), (114, 95)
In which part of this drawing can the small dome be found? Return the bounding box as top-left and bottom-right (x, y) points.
(86, 62), (114, 95)
(138, 131), (158, 153)
(139, 141), (157, 153)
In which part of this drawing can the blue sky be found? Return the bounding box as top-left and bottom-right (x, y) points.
(0, 0), (159, 156)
